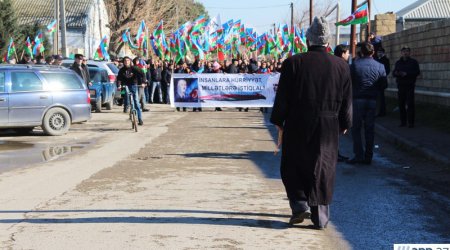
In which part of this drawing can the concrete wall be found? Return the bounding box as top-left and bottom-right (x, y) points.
(374, 13), (396, 36)
(382, 19), (450, 107)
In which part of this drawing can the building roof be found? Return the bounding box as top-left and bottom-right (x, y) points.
(12, 0), (94, 29)
(396, 0), (450, 19)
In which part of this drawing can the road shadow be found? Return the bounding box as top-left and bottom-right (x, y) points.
(167, 151), (281, 179)
(0, 209), (292, 229)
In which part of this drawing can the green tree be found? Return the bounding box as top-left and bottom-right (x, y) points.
(20, 23), (53, 58)
(0, 0), (19, 60)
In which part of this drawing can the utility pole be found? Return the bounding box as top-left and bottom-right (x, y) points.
(60, 0), (67, 57)
(54, 0), (59, 55)
(290, 2), (294, 30)
(273, 23), (276, 36)
(310, 0), (313, 25)
(97, 0), (103, 38)
(336, 1), (341, 46)
(350, 0), (357, 58)
(366, 0), (371, 41)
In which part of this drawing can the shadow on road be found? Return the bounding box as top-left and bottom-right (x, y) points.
(0, 209), (292, 229)
(167, 151), (281, 179)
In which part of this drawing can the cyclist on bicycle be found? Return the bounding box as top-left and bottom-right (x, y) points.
(117, 56), (145, 126)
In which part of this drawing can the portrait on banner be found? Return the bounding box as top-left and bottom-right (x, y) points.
(174, 78), (199, 103)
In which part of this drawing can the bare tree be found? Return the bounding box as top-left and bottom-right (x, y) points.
(285, 0), (336, 29)
(104, 0), (207, 56)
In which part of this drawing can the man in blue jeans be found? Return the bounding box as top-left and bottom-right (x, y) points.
(117, 57), (144, 126)
(347, 42), (386, 165)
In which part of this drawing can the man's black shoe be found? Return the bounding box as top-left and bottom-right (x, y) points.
(346, 158), (364, 165)
(138, 121), (144, 126)
(288, 210), (311, 225)
(123, 109), (128, 113)
(312, 223), (328, 230)
(362, 159), (372, 165)
(337, 153), (349, 162)
(142, 108), (149, 112)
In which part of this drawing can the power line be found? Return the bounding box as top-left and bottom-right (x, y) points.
(205, 4), (289, 10)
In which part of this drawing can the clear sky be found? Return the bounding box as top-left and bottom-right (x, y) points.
(197, 0), (415, 33)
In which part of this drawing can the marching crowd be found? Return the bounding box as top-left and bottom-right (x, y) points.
(3, 16), (421, 230)
(110, 56), (283, 115)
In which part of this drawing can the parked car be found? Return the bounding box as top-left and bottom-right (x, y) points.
(62, 59), (120, 105)
(88, 67), (117, 112)
(0, 65), (91, 136)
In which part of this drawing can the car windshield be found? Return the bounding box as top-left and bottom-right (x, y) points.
(107, 63), (119, 74)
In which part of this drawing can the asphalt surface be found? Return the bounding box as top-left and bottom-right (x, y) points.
(0, 105), (449, 249)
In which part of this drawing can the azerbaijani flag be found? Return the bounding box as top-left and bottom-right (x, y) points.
(33, 31), (45, 56)
(153, 20), (164, 37)
(24, 37), (33, 59)
(135, 20), (147, 48)
(93, 35), (110, 60)
(119, 29), (129, 43)
(336, 3), (369, 26)
(47, 19), (57, 34)
(3, 38), (16, 62)
(190, 15), (207, 35)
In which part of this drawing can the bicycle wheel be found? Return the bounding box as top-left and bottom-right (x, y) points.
(131, 110), (138, 132)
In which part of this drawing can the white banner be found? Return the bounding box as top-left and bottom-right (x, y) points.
(170, 73), (280, 108)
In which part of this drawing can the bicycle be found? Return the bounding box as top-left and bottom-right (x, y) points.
(123, 86), (138, 132)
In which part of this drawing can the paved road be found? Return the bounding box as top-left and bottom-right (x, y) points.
(0, 105), (448, 249)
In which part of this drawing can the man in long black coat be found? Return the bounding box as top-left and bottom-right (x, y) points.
(270, 16), (352, 229)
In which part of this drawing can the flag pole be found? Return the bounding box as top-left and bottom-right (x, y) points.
(146, 27), (149, 59)
(14, 49), (19, 62)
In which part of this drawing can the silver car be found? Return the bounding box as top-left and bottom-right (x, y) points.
(0, 65), (91, 136)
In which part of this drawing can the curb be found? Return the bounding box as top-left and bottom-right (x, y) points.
(375, 124), (450, 166)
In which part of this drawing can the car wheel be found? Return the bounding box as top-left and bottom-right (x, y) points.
(95, 99), (102, 113)
(42, 108), (71, 136)
(105, 94), (113, 110)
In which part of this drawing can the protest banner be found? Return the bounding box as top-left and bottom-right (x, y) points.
(170, 73), (280, 108)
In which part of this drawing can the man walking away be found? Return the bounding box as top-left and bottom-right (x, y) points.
(393, 47), (420, 128)
(334, 44), (351, 162)
(270, 17), (352, 229)
(347, 42), (386, 165)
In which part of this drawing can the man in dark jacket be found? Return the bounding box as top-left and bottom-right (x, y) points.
(150, 61), (163, 103)
(393, 47), (420, 128)
(227, 59), (239, 73)
(161, 62), (172, 104)
(270, 17), (352, 229)
(70, 54), (90, 88)
(117, 56), (145, 125)
(375, 47), (390, 117)
(347, 42), (386, 165)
